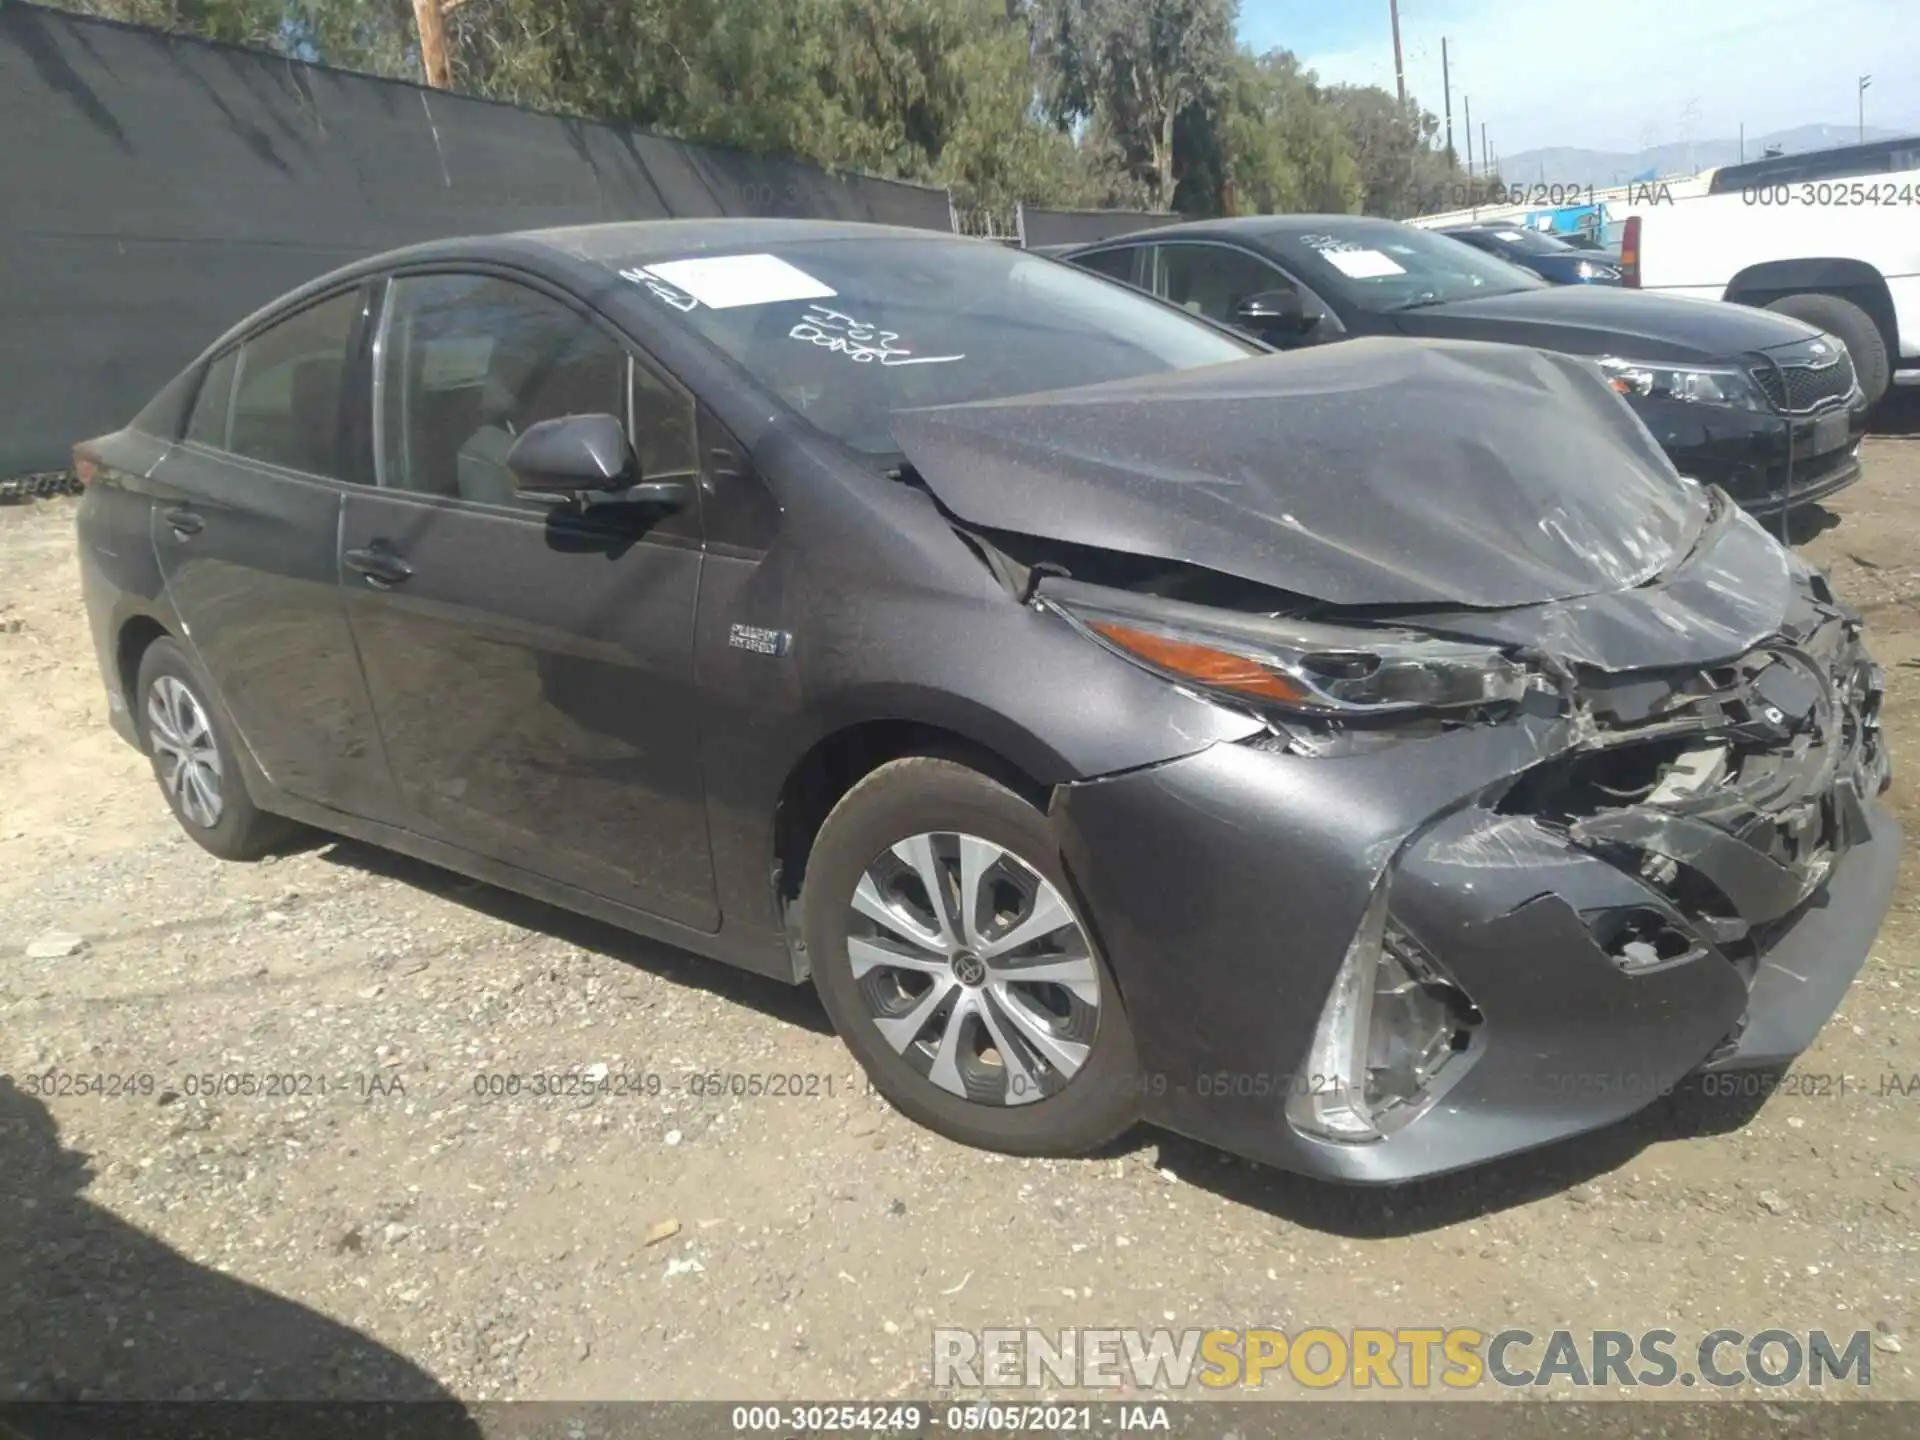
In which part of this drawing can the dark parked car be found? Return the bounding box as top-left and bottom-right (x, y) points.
(75, 220), (1898, 1184)
(1436, 222), (1623, 285)
(1063, 215), (1868, 516)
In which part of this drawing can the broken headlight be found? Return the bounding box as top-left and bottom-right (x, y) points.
(1041, 583), (1528, 717)
(1287, 880), (1476, 1143)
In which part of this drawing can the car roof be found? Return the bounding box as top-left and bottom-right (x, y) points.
(510, 216), (971, 261)
(1070, 214), (1414, 251)
(320, 217), (978, 280)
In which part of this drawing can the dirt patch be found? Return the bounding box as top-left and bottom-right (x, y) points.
(4, 444), (1919, 1404)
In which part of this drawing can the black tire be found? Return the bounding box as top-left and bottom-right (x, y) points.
(1764, 292), (1892, 407)
(134, 637), (297, 861)
(804, 756), (1141, 1156)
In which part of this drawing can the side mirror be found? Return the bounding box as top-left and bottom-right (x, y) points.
(1233, 288), (1315, 335)
(507, 413), (690, 510)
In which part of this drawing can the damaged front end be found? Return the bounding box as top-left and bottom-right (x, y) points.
(1029, 510), (1898, 1182)
(1510, 586), (1889, 985)
(898, 338), (1899, 1180)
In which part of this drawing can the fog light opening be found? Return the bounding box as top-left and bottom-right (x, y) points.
(1287, 881), (1477, 1144)
(1589, 907), (1709, 974)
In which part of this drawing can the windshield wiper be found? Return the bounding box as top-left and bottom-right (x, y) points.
(1389, 294), (1455, 312)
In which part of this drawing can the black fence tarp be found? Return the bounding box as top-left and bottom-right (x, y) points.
(1017, 205), (1182, 249)
(0, 3), (954, 476)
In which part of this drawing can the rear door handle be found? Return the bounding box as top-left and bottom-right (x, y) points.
(343, 544), (413, 587)
(162, 506), (203, 537)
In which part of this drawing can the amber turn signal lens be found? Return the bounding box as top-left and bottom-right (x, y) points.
(1090, 620), (1309, 703)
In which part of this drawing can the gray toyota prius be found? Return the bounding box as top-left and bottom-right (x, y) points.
(73, 219), (1900, 1183)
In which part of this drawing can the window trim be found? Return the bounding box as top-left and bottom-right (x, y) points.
(366, 263), (702, 517)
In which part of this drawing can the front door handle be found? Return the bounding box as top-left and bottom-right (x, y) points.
(343, 544), (413, 588)
(162, 506), (203, 537)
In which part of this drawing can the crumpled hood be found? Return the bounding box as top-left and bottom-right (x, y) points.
(893, 337), (1708, 609)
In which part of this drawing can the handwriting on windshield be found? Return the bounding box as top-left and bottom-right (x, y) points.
(789, 306), (965, 366)
(619, 266), (698, 312)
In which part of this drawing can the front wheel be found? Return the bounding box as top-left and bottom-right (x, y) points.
(804, 757), (1142, 1156)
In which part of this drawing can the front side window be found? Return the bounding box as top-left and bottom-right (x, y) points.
(1150, 243), (1295, 325)
(378, 274), (660, 510)
(583, 237), (1256, 455)
(228, 289), (364, 476)
(185, 348), (239, 448)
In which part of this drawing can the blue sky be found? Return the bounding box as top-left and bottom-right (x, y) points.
(1238, 0), (1920, 155)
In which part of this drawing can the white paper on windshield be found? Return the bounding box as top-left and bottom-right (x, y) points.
(640, 254), (836, 309)
(1494, 230), (1527, 241)
(1323, 248), (1406, 279)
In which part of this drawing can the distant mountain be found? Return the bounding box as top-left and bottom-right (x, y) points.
(1499, 124), (1916, 188)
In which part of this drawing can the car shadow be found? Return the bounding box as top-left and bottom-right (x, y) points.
(0, 1077), (482, 1421)
(292, 834), (1785, 1230)
(305, 836), (836, 1038)
(1119, 1075), (1776, 1238)
(1776, 502), (1841, 545)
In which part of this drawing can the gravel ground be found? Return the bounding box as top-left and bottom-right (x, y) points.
(4, 419), (1920, 1407)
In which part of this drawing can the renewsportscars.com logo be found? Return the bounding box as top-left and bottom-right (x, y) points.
(933, 1327), (1875, 1391)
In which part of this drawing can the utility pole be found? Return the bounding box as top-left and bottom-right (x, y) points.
(1441, 37), (1455, 165)
(1389, 0), (1407, 112)
(1464, 94), (1474, 180)
(1859, 74), (1872, 141)
(1481, 121), (1490, 179)
(413, 0), (451, 89)
(1739, 123), (1744, 162)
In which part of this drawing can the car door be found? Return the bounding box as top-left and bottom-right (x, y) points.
(149, 285), (399, 821)
(339, 269), (717, 930)
(1144, 241), (1343, 350)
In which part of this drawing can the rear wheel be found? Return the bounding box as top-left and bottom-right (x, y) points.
(135, 637), (296, 861)
(805, 757), (1141, 1156)
(1763, 292), (1891, 407)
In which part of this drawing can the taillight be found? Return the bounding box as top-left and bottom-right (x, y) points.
(71, 444), (101, 487)
(1620, 215), (1641, 288)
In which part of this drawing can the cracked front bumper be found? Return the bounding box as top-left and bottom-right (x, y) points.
(1051, 717), (1900, 1185)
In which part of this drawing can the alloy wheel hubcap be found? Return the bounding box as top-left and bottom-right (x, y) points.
(847, 832), (1100, 1107)
(147, 675), (224, 829)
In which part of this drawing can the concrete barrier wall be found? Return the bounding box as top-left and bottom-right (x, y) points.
(1018, 206), (1181, 248)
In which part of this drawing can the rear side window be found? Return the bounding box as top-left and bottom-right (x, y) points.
(1072, 248), (1138, 285)
(228, 290), (364, 477)
(185, 348), (238, 447)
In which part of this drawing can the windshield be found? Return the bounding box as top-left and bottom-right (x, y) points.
(1484, 227), (1578, 255)
(600, 238), (1257, 454)
(1267, 222), (1547, 313)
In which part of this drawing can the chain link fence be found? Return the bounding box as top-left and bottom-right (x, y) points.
(0, 472), (82, 504)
